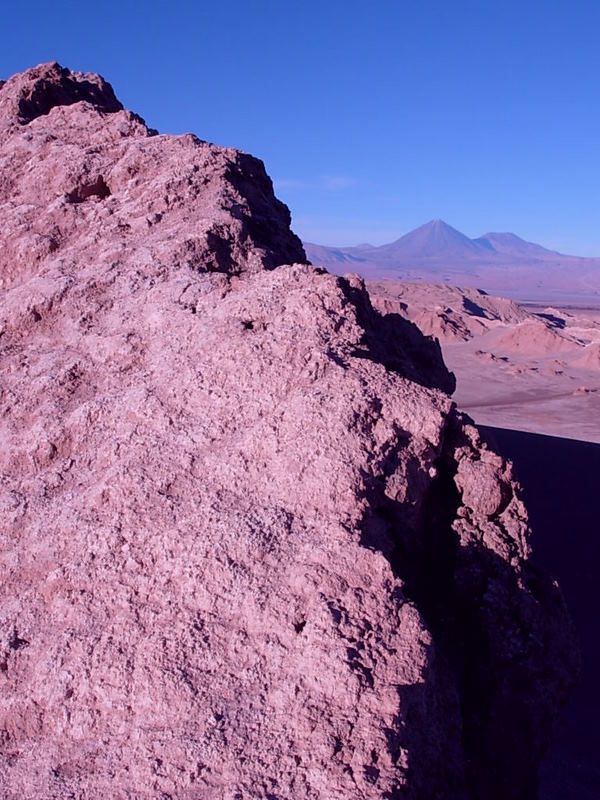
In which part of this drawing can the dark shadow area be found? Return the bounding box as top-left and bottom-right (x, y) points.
(462, 297), (489, 318)
(226, 153), (308, 269)
(66, 175), (111, 204)
(341, 276), (457, 394)
(359, 418), (574, 799)
(533, 312), (567, 329)
(16, 63), (123, 124)
(366, 311), (457, 394)
(480, 425), (600, 800)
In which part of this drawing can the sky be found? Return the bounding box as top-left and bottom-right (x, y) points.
(3, 0), (600, 254)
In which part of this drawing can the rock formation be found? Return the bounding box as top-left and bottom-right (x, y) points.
(0, 64), (577, 799)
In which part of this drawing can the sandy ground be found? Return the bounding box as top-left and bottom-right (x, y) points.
(446, 338), (600, 444)
(448, 305), (600, 443)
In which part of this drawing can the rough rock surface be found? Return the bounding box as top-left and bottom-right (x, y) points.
(0, 64), (576, 799)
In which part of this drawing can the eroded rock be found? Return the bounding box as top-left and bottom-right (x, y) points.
(0, 64), (577, 800)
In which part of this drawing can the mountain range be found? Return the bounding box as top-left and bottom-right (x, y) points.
(304, 220), (600, 303)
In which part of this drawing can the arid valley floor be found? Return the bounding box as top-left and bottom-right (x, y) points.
(367, 281), (600, 443)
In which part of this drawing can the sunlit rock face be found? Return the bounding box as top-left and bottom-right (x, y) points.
(0, 64), (576, 799)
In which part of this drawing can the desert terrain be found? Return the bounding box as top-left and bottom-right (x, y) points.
(367, 281), (600, 443)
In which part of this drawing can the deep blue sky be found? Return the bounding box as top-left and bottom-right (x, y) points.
(3, 1), (600, 253)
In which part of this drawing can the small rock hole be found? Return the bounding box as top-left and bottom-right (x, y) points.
(67, 175), (111, 204)
(364, 765), (380, 784)
(8, 629), (29, 651)
(294, 619), (306, 634)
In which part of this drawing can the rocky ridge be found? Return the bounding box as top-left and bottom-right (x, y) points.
(0, 64), (577, 799)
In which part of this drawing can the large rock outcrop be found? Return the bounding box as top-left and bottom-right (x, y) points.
(0, 64), (576, 799)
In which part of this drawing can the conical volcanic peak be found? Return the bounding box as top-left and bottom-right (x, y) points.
(381, 219), (492, 259)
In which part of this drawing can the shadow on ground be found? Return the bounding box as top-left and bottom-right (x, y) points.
(480, 426), (600, 800)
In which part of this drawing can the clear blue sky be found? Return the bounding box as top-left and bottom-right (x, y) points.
(3, 1), (600, 254)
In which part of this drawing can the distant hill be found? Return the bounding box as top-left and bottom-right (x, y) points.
(473, 231), (562, 260)
(304, 220), (600, 303)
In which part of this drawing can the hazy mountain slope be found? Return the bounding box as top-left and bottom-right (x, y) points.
(305, 220), (600, 302)
(474, 232), (562, 259)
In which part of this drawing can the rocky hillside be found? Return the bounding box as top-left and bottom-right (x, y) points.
(0, 64), (577, 799)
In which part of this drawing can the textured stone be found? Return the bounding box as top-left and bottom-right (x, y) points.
(0, 64), (577, 799)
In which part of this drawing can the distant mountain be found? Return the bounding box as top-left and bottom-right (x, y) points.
(473, 231), (563, 259)
(304, 220), (600, 303)
(304, 220), (571, 268)
(300, 242), (367, 266)
(374, 219), (490, 261)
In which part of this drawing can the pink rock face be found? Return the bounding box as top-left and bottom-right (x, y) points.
(0, 65), (577, 799)
(0, 62), (306, 293)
